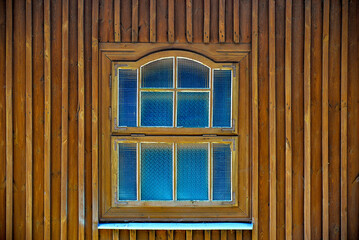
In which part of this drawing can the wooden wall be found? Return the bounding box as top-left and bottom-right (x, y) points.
(0, 0), (358, 239)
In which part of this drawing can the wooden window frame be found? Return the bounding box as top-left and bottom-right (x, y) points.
(99, 43), (251, 222)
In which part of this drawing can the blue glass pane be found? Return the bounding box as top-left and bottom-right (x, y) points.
(177, 92), (209, 128)
(118, 69), (137, 127)
(213, 143), (232, 201)
(177, 143), (208, 201)
(141, 143), (173, 200)
(141, 92), (173, 127)
(177, 58), (210, 89)
(118, 143), (137, 200)
(141, 58), (174, 88)
(213, 70), (232, 127)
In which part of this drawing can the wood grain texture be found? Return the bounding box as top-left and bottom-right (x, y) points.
(251, 0), (259, 239)
(186, 0), (192, 42)
(204, 0), (210, 43)
(92, 0), (99, 239)
(168, 0), (174, 42)
(25, 0), (33, 239)
(5, 0), (13, 238)
(186, 230), (192, 240)
(219, 0), (225, 42)
(44, 0), (51, 238)
(285, 0), (292, 239)
(340, 0), (348, 239)
(114, 0), (121, 41)
(132, 0), (139, 42)
(150, 0), (156, 42)
(233, 0), (239, 43)
(269, 0), (276, 239)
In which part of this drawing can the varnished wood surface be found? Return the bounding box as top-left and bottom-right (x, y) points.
(0, 0), (357, 239)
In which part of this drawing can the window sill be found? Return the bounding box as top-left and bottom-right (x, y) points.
(98, 222), (253, 230)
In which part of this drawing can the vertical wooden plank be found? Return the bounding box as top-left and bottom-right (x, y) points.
(186, 0), (192, 42)
(225, 0), (233, 43)
(168, 0), (174, 42)
(219, 0), (225, 42)
(114, 0), (121, 41)
(251, 0), (259, 239)
(150, 0), (156, 42)
(203, 0), (210, 42)
(269, 0), (276, 239)
(239, 0), (251, 43)
(61, 0), (69, 238)
(340, 0), (348, 239)
(192, 0), (203, 43)
(321, 0), (330, 238)
(44, 0), (51, 238)
(5, 0), (13, 239)
(304, 0), (311, 239)
(25, 0), (33, 239)
(204, 230), (211, 240)
(112, 229), (119, 240)
(130, 230), (137, 240)
(149, 230), (156, 240)
(186, 230), (192, 240)
(138, 0), (150, 42)
(132, 0), (139, 42)
(236, 230), (242, 240)
(210, 0), (219, 43)
(99, 0), (114, 42)
(285, 0), (292, 239)
(221, 230), (227, 240)
(167, 230), (174, 240)
(233, 0), (239, 43)
(156, 0), (167, 42)
(92, 0), (99, 239)
(78, 0), (85, 239)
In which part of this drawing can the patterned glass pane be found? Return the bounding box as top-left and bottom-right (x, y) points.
(213, 70), (232, 127)
(118, 69), (137, 127)
(141, 143), (173, 200)
(141, 58), (174, 88)
(177, 58), (210, 89)
(177, 92), (209, 128)
(118, 143), (137, 200)
(141, 92), (173, 127)
(213, 143), (232, 201)
(177, 143), (208, 200)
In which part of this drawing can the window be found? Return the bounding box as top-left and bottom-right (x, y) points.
(100, 45), (251, 222)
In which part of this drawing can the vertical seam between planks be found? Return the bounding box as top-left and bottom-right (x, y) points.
(61, 0), (69, 239)
(186, 0), (193, 43)
(168, 0), (175, 43)
(340, 0), (348, 239)
(251, 0), (259, 239)
(304, 0), (311, 239)
(5, 0), (13, 239)
(44, 0), (51, 238)
(150, 0), (156, 42)
(132, 0), (139, 42)
(269, 0), (276, 239)
(25, 0), (33, 239)
(219, 0), (226, 42)
(92, 0), (99, 238)
(78, 0), (85, 239)
(233, 0), (239, 43)
(285, 0), (293, 239)
(114, 0), (121, 42)
(322, 0), (330, 239)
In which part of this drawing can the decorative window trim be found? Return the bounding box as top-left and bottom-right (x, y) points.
(99, 43), (251, 222)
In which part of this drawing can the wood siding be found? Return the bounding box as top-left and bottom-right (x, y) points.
(0, 0), (358, 239)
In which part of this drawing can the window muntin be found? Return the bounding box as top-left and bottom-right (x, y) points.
(111, 136), (237, 208)
(111, 51), (238, 135)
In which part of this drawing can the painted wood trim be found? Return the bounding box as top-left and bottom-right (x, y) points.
(44, 0), (51, 238)
(203, 0), (210, 43)
(5, 0), (13, 238)
(78, 0), (85, 239)
(219, 0), (225, 42)
(114, 0), (121, 42)
(285, 0), (293, 239)
(304, 0), (311, 239)
(150, 0), (156, 42)
(269, 0), (276, 239)
(25, 0), (33, 239)
(321, 1), (330, 239)
(186, 0), (192, 42)
(251, 0), (259, 239)
(340, 0), (348, 239)
(60, 0), (69, 239)
(132, 0), (139, 42)
(168, 0), (174, 42)
(92, 0), (100, 239)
